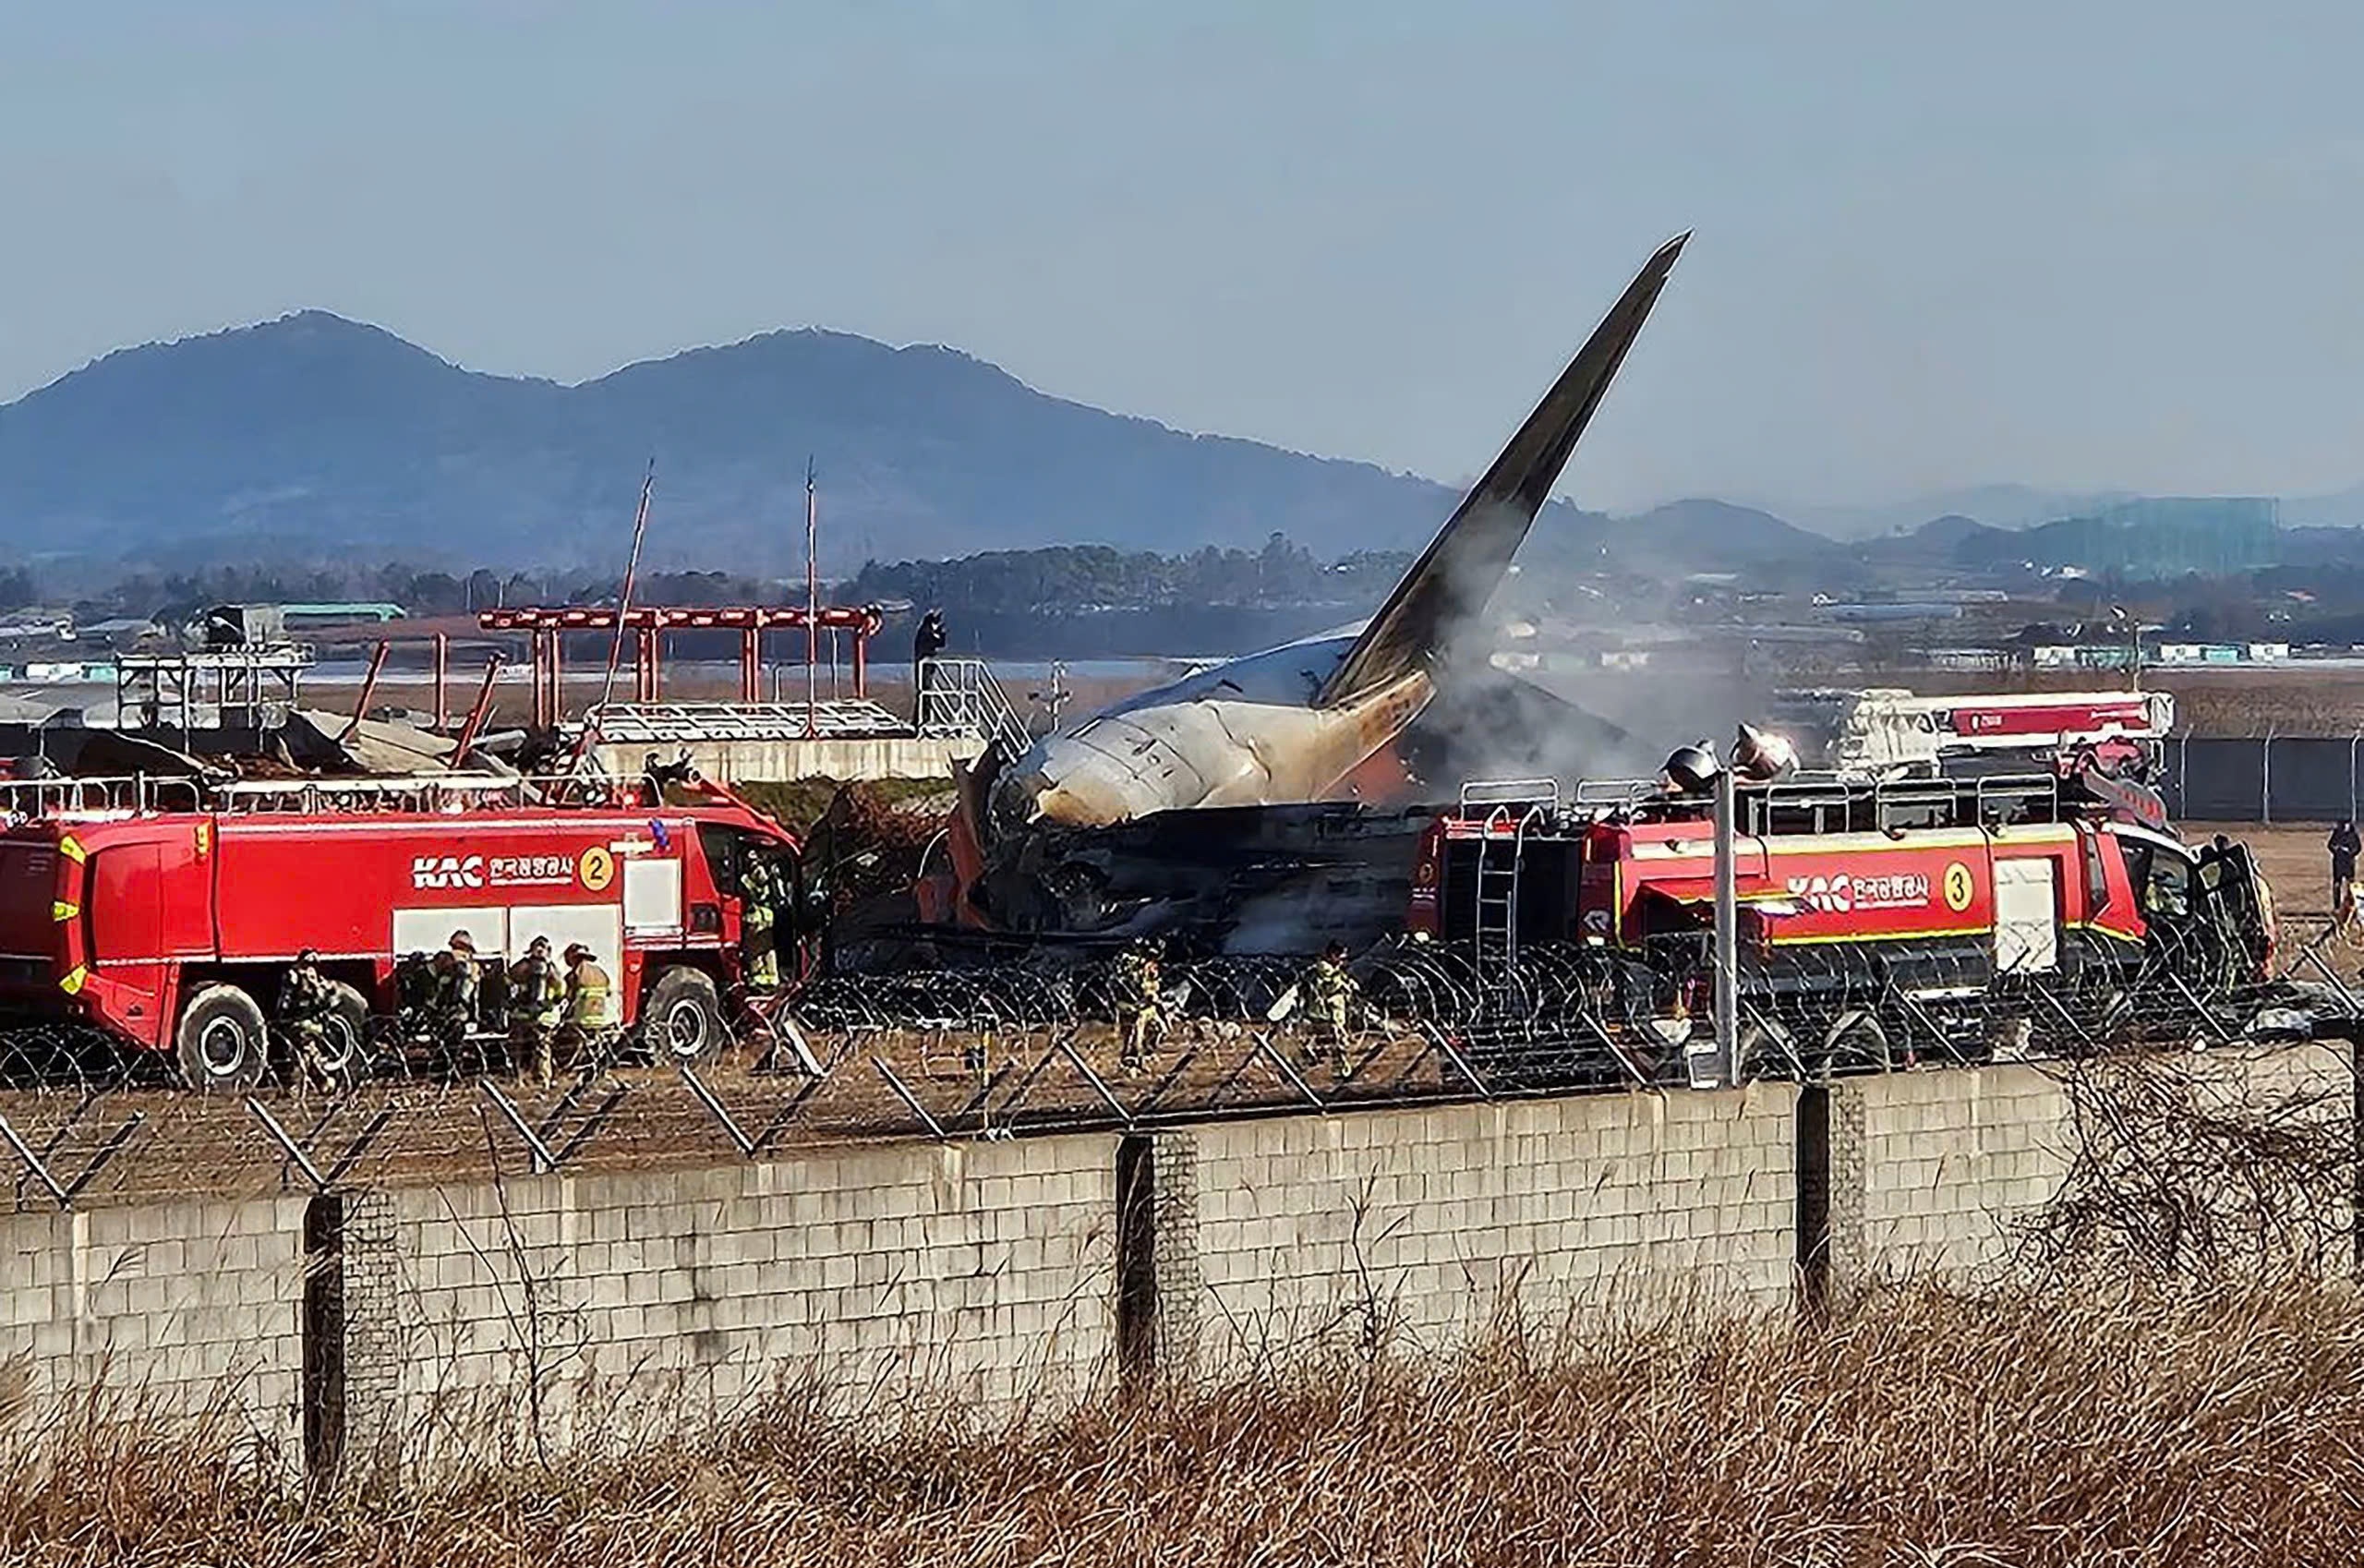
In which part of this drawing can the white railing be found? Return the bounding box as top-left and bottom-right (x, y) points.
(586, 700), (910, 744)
(0, 774), (208, 818)
(916, 658), (1031, 756)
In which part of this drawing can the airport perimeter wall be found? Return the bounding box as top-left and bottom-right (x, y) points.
(0, 1043), (2350, 1486)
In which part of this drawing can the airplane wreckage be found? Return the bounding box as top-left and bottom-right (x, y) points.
(861, 235), (1692, 959)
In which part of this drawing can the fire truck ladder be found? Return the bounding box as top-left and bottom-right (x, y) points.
(1460, 779), (1558, 1008)
(0, 771), (672, 820)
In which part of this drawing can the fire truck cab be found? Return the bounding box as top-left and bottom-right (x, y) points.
(1410, 769), (2274, 1066)
(0, 773), (807, 1089)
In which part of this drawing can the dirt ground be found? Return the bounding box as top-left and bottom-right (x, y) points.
(2183, 820), (2344, 947)
(0, 1020), (1449, 1214)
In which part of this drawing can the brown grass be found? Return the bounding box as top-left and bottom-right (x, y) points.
(7, 1280), (2364, 1565)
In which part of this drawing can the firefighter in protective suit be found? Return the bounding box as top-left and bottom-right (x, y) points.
(742, 852), (789, 991)
(1113, 937), (1164, 1075)
(1304, 941), (1359, 1076)
(558, 943), (617, 1065)
(433, 931), (481, 1039)
(507, 935), (566, 1086)
(276, 948), (340, 1092)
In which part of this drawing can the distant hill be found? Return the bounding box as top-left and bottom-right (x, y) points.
(1530, 497), (1851, 585)
(0, 312), (1514, 575)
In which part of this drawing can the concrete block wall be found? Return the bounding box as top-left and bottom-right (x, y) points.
(1825, 1043), (2356, 1287)
(0, 1194), (307, 1459)
(0, 1041), (2346, 1486)
(1826, 1064), (2075, 1285)
(1158, 1084), (1800, 1371)
(361, 1132), (1116, 1473)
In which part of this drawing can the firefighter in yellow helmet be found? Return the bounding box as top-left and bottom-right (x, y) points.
(507, 935), (565, 1087)
(741, 851), (789, 991)
(1304, 940), (1359, 1076)
(1112, 936), (1164, 1075)
(556, 942), (616, 1069)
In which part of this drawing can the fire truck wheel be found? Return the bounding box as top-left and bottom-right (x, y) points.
(311, 982), (375, 1092)
(645, 966), (727, 1064)
(175, 984), (271, 1092)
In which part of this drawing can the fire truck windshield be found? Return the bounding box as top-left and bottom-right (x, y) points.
(2116, 833), (2192, 921)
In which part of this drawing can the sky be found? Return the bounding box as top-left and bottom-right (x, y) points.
(3, 0), (2363, 515)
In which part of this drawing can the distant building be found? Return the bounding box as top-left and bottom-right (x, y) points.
(0, 609), (74, 642)
(2039, 497), (2279, 576)
(276, 602), (407, 629)
(1922, 647), (2011, 671)
(1822, 602), (1965, 624)
(2030, 644), (2137, 670)
(2153, 642), (2247, 666)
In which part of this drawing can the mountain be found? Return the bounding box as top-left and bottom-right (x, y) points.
(1855, 513), (2009, 568)
(1779, 484), (2138, 539)
(1529, 497), (1851, 583)
(0, 312), (1490, 574)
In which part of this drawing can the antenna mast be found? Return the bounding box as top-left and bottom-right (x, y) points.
(805, 456), (819, 736)
(580, 459), (657, 765)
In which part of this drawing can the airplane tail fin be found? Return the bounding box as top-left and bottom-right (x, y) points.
(1317, 233), (1686, 708)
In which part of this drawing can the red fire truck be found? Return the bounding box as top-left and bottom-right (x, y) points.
(0, 773), (805, 1089)
(1408, 769), (2275, 1067)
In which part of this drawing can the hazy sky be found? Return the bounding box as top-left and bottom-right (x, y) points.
(4, 1), (2362, 513)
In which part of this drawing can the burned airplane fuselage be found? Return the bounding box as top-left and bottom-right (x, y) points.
(987, 635), (1428, 836)
(964, 232), (1690, 944)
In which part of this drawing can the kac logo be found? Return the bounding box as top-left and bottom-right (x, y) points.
(1785, 873), (1854, 912)
(412, 853), (486, 890)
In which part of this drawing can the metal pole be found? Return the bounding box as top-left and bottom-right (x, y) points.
(2263, 725), (2275, 826)
(597, 461), (657, 717)
(805, 457), (819, 737)
(1707, 753), (1739, 1090)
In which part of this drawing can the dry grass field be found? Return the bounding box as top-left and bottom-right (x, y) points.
(6, 1281), (2360, 1566)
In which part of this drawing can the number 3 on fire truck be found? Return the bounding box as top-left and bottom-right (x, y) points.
(1943, 861), (1974, 913)
(578, 845), (617, 893)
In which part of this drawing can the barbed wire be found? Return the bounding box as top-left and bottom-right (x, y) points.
(0, 930), (2350, 1214)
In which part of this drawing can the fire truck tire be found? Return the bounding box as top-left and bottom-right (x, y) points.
(175, 984), (271, 1092)
(312, 982), (375, 1092)
(644, 966), (727, 1064)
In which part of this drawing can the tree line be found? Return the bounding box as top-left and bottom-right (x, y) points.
(0, 537), (1415, 627)
(839, 536), (1414, 616)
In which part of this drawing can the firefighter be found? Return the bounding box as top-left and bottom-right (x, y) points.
(434, 930), (481, 1038)
(2331, 821), (2360, 929)
(1112, 936), (1164, 1074)
(1303, 940), (1360, 1075)
(742, 851), (789, 991)
(275, 948), (340, 1092)
(507, 935), (565, 1087)
(559, 942), (617, 1062)
(913, 608), (948, 716)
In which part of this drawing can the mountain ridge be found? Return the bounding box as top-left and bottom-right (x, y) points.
(4, 311), (2348, 580)
(0, 311), (1491, 575)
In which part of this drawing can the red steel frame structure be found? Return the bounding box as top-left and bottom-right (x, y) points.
(477, 605), (886, 730)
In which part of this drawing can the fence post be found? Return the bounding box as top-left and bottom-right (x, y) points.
(2262, 728), (2275, 825)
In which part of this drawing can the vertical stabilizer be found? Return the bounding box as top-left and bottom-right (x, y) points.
(1317, 234), (1686, 707)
